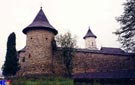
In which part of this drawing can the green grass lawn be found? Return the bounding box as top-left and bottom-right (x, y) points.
(10, 77), (73, 85)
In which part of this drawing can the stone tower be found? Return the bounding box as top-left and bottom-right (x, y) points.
(22, 7), (58, 75)
(83, 27), (97, 50)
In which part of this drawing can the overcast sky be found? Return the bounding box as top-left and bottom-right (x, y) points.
(0, 0), (125, 69)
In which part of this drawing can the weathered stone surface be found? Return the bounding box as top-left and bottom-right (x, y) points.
(73, 52), (133, 74)
(17, 28), (133, 77)
(18, 49), (134, 76)
(17, 29), (55, 76)
(17, 8), (133, 77)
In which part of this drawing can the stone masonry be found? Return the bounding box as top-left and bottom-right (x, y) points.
(18, 48), (134, 76)
(73, 51), (134, 74)
(17, 8), (134, 77)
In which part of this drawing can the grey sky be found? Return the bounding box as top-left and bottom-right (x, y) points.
(0, 0), (125, 68)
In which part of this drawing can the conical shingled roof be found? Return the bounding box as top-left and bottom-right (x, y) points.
(83, 27), (97, 39)
(23, 7), (58, 35)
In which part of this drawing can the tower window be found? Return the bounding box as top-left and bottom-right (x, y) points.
(92, 42), (93, 46)
(46, 38), (48, 40)
(30, 37), (32, 39)
(28, 54), (31, 58)
(22, 57), (25, 62)
(42, 68), (45, 71)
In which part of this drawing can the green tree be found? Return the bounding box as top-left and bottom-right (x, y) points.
(2, 32), (20, 77)
(51, 39), (57, 74)
(115, 0), (135, 52)
(52, 38), (57, 55)
(56, 32), (77, 77)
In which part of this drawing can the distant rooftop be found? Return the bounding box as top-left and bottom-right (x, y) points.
(76, 47), (133, 56)
(19, 46), (133, 56)
(100, 47), (125, 54)
(83, 27), (97, 39)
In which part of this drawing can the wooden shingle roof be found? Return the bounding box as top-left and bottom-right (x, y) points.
(83, 27), (97, 39)
(23, 7), (58, 35)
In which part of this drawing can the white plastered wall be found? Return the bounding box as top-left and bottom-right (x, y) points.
(85, 37), (97, 50)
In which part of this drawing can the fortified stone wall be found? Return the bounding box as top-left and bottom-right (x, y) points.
(73, 52), (134, 74)
(18, 49), (134, 76)
(17, 7), (134, 77)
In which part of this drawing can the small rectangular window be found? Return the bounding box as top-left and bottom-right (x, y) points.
(92, 42), (93, 46)
(22, 57), (25, 62)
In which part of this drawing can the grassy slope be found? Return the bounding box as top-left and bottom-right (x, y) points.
(10, 77), (73, 85)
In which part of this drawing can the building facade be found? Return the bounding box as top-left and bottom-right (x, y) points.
(17, 8), (134, 77)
